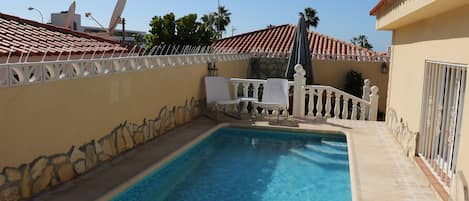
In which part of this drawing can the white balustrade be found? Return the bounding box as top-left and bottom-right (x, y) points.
(230, 73), (379, 121)
(230, 78), (294, 114)
(294, 65), (379, 121)
(0, 53), (251, 88)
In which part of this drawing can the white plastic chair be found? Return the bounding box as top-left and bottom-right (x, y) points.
(253, 78), (289, 119)
(206, 76), (254, 120)
(205, 76), (239, 107)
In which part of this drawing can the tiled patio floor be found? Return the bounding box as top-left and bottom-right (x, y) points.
(276, 118), (441, 201)
(34, 117), (440, 201)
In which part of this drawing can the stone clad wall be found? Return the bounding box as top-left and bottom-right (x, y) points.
(0, 59), (249, 200)
(0, 98), (203, 201)
(386, 108), (418, 158)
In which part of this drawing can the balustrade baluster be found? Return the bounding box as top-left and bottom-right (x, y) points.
(253, 83), (260, 100)
(343, 97), (349, 119)
(232, 82), (240, 99)
(360, 103), (366, 120)
(351, 100), (358, 120)
(316, 89), (323, 117)
(325, 90), (332, 117)
(334, 93), (340, 119)
(242, 82), (252, 113)
(308, 90), (315, 116)
(243, 83), (249, 97)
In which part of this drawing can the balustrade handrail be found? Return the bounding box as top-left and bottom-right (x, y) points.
(305, 85), (370, 105)
(229, 78), (294, 87)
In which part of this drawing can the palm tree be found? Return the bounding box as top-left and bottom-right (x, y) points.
(351, 35), (374, 50)
(301, 7), (320, 30)
(214, 6), (231, 38)
(201, 6), (231, 39)
(201, 13), (216, 31)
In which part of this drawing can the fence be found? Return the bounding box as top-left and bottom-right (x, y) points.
(0, 51), (251, 88)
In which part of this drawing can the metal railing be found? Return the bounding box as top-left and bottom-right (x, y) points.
(0, 51), (251, 88)
(418, 60), (467, 187)
(248, 47), (389, 63)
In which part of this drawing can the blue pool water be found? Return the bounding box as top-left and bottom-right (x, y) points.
(111, 127), (351, 201)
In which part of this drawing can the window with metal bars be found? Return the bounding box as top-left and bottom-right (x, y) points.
(418, 60), (467, 187)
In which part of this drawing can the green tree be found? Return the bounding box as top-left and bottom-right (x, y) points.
(344, 70), (364, 97)
(145, 13), (216, 49)
(351, 35), (374, 50)
(133, 33), (145, 46)
(214, 6), (231, 37)
(201, 6), (231, 38)
(301, 7), (320, 30)
(146, 13), (176, 47)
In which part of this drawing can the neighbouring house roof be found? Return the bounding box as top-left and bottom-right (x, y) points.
(0, 12), (128, 57)
(370, 0), (388, 16)
(213, 24), (387, 62)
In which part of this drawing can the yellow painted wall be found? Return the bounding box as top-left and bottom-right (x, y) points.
(313, 60), (388, 113)
(0, 60), (249, 169)
(386, 4), (469, 199)
(375, 0), (469, 30)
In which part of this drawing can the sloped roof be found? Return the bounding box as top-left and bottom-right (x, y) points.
(0, 12), (128, 57)
(213, 24), (387, 62)
(370, 0), (388, 16)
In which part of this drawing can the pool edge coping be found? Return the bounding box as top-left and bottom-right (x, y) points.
(97, 123), (359, 201)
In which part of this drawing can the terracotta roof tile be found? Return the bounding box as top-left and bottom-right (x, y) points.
(0, 12), (128, 57)
(370, 0), (389, 16)
(213, 24), (387, 61)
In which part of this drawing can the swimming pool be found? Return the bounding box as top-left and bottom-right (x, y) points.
(109, 126), (352, 201)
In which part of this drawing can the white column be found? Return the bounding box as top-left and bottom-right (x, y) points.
(343, 97), (349, 119)
(243, 83), (249, 97)
(325, 90), (332, 118)
(351, 100), (358, 120)
(362, 79), (371, 100)
(368, 86), (379, 121)
(308, 90), (315, 116)
(363, 79), (371, 119)
(232, 82), (239, 99)
(316, 89), (323, 117)
(334, 94), (340, 119)
(293, 64), (306, 118)
(253, 83), (260, 99)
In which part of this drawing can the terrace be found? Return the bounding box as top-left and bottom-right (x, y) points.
(0, 48), (441, 201)
(0, 4), (450, 201)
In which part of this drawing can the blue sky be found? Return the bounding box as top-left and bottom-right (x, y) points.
(0, 0), (391, 51)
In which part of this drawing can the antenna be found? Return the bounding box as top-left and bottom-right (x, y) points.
(63, 1), (76, 29)
(109, 0), (126, 34)
(85, 12), (106, 31)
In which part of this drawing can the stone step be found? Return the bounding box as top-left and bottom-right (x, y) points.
(321, 140), (347, 151)
(289, 149), (348, 167)
(305, 144), (348, 159)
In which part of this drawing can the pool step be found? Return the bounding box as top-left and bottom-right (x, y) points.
(321, 140), (347, 151)
(289, 148), (348, 167)
(305, 144), (348, 159)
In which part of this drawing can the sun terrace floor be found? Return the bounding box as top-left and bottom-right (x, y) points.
(34, 117), (440, 201)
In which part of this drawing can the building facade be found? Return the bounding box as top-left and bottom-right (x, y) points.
(371, 1), (469, 200)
